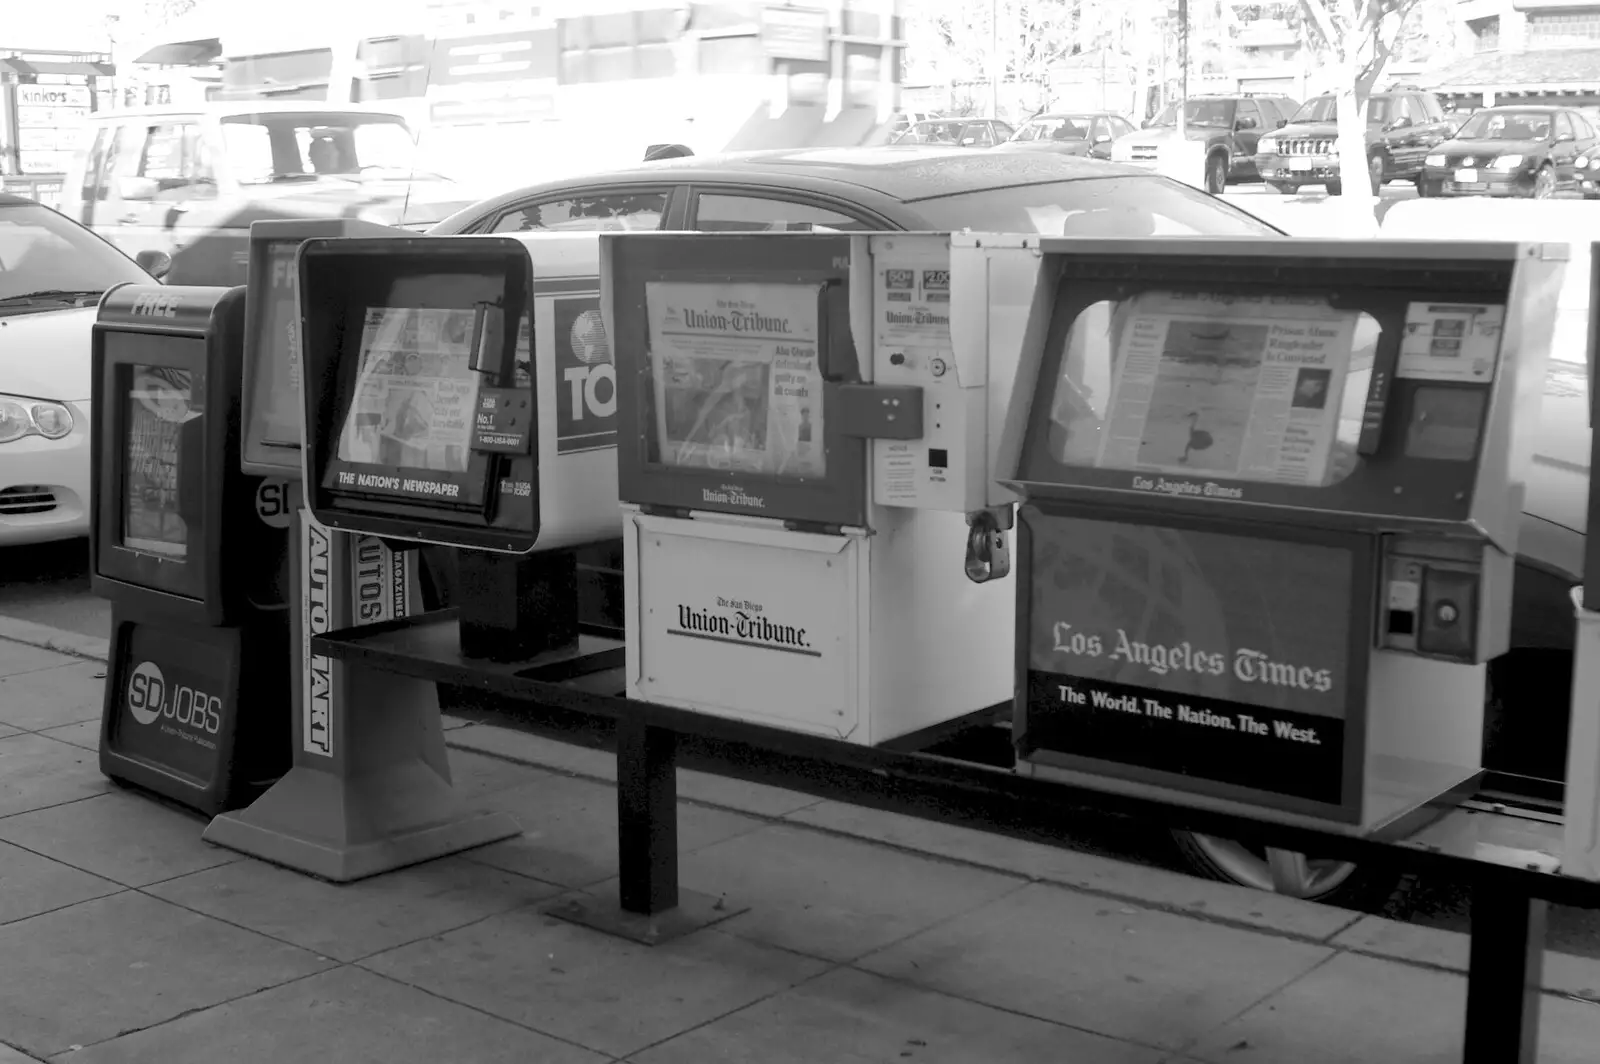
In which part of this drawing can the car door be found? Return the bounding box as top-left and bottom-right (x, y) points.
(1089, 117), (1114, 159)
(69, 123), (111, 229)
(92, 121), (146, 255)
(113, 120), (215, 264)
(1551, 112), (1582, 185)
(1230, 99), (1264, 175)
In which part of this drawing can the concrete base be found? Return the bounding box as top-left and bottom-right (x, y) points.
(543, 887), (748, 946)
(202, 660), (520, 882)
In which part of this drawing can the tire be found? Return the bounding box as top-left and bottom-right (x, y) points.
(1325, 179), (1343, 196)
(1533, 164), (1556, 200)
(1368, 151), (1386, 194)
(1266, 180), (1297, 195)
(1205, 153), (1228, 195)
(1415, 174), (1432, 198)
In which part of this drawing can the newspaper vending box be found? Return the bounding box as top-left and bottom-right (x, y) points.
(997, 236), (1563, 834)
(603, 231), (1025, 744)
(90, 284), (293, 815)
(205, 233), (620, 880)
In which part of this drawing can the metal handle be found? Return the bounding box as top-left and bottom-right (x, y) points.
(964, 509), (1011, 584)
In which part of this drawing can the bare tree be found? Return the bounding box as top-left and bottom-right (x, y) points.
(1297, 0), (1424, 204)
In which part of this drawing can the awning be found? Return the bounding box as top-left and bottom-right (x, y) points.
(134, 39), (222, 65)
(1426, 47), (1600, 93)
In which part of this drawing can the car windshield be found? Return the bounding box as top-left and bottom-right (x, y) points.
(908, 175), (1282, 237)
(221, 112), (441, 184)
(1015, 117), (1092, 142)
(1455, 110), (1554, 140)
(0, 201), (148, 306)
(1290, 96), (1397, 124)
(1150, 100), (1234, 128)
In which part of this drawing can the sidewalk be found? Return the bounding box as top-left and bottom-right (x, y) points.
(1, 627), (1599, 1063)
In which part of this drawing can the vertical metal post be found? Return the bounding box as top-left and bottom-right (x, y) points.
(989, 0), (999, 119)
(616, 715), (681, 915)
(1462, 882), (1545, 1064)
(1178, 0), (1189, 138)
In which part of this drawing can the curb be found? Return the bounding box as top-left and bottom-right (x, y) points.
(0, 617), (110, 664)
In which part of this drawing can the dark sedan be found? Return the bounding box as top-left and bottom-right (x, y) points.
(993, 112), (1138, 160)
(428, 145), (1283, 238)
(1421, 105), (1600, 198)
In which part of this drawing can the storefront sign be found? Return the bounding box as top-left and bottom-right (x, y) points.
(761, 6), (831, 63)
(1024, 513), (1351, 804)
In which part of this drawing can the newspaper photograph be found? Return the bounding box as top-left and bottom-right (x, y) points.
(1093, 293), (1360, 486)
(646, 281), (825, 479)
(125, 366), (202, 558)
(336, 307), (481, 473)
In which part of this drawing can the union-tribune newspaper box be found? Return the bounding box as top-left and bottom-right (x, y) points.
(602, 232), (1025, 744)
(89, 284), (293, 815)
(995, 236), (1562, 833)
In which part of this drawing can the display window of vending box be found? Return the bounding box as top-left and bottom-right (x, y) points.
(993, 236), (1564, 834)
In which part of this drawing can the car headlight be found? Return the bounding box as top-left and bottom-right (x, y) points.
(1490, 155), (1524, 170)
(1425, 154), (1445, 167)
(1257, 138), (1278, 154)
(0, 395), (74, 444)
(1579, 156), (1591, 169)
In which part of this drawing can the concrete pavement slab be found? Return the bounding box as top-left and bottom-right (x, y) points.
(0, 616), (108, 663)
(856, 881), (1334, 1053)
(450, 748), (558, 800)
(0, 733), (111, 818)
(146, 855), (562, 962)
(671, 824), (1027, 963)
(0, 640), (74, 680)
(0, 1047), (42, 1063)
(674, 769), (824, 818)
(50, 965), (608, 1064)
(466, 770), (765, 889)
(0, 790), (234, 888)
(785, 800), (1362, 941)
(0, 723), (19, 740)
(1186, 951), (1600, 1063)
(447, 722), (620, 782)
(359, 904), (829, 1059)
(1333, 913), (1600, 999)
(0, 662), (104, 731)
(0, 839), (121, 925)
(0, 891), (332, 1058)
(34, 721), (96, 751)
(626, 965), (1167, 1064)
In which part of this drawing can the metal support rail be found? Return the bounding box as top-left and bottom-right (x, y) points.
(315, 609), (1594, 1064)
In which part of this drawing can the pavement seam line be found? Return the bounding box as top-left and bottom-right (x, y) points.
(351, 957), (636, 1060)
(0, 621), (109, 664)
(52, 965), (341, 1057)
(1165, 946), (1344, 1060)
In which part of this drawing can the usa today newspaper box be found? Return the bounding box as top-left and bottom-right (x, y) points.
(90, 284), (293, 816)
(996, 237), (1564, 834)
(602, 231), (1020, 744)
(205, 233), (621, 880)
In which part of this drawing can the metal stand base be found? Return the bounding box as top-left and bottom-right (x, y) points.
(1463, 882), (1547, 1064)
(203, 663), (519, 882)
(544, 887), (748, 946)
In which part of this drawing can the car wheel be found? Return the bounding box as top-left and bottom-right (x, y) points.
(1325, 179), (1344, 196)
(1534, 164), (1557, 200)
(1205, 153), (1228, 194)
(1266, 180), (1297, 195)
(1415, 174), (1433, 198)
(1368, 151), (1386, 193)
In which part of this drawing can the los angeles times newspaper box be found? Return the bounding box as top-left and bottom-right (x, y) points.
(602, 231), (1027, 745)
(994, 235), (1563, 835)
(89, 284), (294, 817)
(203, 233), (621, 881)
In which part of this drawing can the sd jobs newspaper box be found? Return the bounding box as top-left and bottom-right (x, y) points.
(997, 237), (1562, 834)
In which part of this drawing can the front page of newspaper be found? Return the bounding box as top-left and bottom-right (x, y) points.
(336, 307), (481, 473)
(646, 281), (825, 478)
(1095, 293), (1360, 486)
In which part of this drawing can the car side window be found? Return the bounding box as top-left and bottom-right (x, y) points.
(961, 123), (994, 146)
(1574, 113), (1597, 140)
(104, 124), (142, 197)
(995, 121), (1015, 140)
(1113, 117), (1136, 137)
(693, 193), (877, 232)
(1256, 100), (1279, 127)
(1235, 99), (1261, 129)
(1091, 118), (1109, 141)
(1555, 113), (1574, 141)
(490, 190), (670, 233)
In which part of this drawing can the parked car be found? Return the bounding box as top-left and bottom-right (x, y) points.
(994, 112), (1138, 160)
(57, 102), (478, 287)
(0, 193), (155, 546)
(1420, 105), (1600, 199)
(881, 111), (941, 142)
(891, 118), (1017, 148)
(1110, 93), (1300, 194)
(1254, 89), (1454, 195)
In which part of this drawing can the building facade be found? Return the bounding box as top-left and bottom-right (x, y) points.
(1429, 0), (1600, 107)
